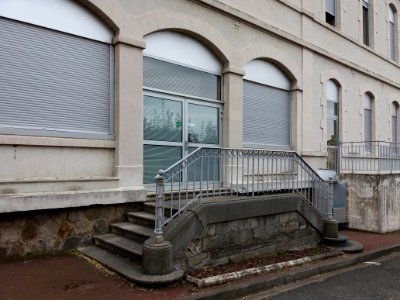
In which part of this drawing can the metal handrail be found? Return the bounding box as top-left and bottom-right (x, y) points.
(337, 141), (400, 173)
(153, 147), (332, 241)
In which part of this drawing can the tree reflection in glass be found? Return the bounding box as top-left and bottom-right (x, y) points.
(143, 96), (182, 142)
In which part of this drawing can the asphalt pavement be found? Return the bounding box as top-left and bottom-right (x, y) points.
(245, 252), (400, 300)
(1, 229), (400, 300)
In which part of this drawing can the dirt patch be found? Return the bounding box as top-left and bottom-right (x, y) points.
(186, 246), (331, 279)
(0, 254), (193, 300)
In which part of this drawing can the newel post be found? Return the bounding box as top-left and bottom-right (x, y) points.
(154, 169), (165, 243)
(142, 169), (174, 275)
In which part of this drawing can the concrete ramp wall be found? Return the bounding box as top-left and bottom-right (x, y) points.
(340, 174), (400, 233)
(164, 194), (326, 269)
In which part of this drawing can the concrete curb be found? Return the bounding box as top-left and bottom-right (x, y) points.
(185, 251), (341, 288)
(186, 244), (400, 300)
(186, 257), (312, 288)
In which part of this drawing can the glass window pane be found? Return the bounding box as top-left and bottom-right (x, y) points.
(327, 102), (334, 118)
(188, 104), (219, 144)
(390, 22), (396, 60)
(327, 101), (338, 118)
(143, 145), (182, 184)
(326, 0), (335, 15)
(327, 120), (337, 145)
(363, 6), (370, 46)
(143, 96), (182, 142)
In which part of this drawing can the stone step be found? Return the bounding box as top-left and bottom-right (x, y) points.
(143, 201), (179, 216)
(323, 234), (349, 246)
(80, 246), (183, 285)
(111, 222), (153, 243)
(127, 211), (155, 228)
(94, 233), (142, 262)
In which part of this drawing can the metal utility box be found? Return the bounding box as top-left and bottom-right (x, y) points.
(317, 169), (347, 223)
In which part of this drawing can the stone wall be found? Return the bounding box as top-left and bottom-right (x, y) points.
(0, 203), (137, 257)
(340, 173), (400, 233)
(179, 211), (320, 269)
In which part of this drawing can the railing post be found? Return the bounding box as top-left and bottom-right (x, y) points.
(154, 169), (165, 244)
(328, 176), (334, 219)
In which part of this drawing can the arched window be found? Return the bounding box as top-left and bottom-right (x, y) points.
(243, 59), (291, 149)
(326, 80), (340, 169)
(363, 93), (374, 151)
(389, 4), (398, 61)
(0, 0), (113, 139)
(327, 80), (340, 146)
(391, 102), (399, 145)
(142, 31), (222, 183)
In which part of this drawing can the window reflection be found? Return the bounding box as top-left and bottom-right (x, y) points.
(188, 104), (219, 145)
(143, 96), (182, 142)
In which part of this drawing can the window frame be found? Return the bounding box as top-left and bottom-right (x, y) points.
(325, 0), (336, 26)
(389, 4), (398, 61)
(362, 0), (371, 46)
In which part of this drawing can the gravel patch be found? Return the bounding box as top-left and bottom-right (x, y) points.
(186, 246), (332, 279)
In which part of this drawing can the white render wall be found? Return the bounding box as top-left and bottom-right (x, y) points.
(2, 0), (400, 210)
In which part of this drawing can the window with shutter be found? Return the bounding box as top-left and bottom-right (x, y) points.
(243, 59), (291, 150)
(0, 0), (113, 139)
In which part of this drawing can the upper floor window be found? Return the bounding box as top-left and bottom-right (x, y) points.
(326, 0), (336, 26)
(391, 102), (399, 145)
(363, 93), (374, 152)
(362, 0), (371, 46)
(327, 80), (340, 146)
(389, 5), (397, 61)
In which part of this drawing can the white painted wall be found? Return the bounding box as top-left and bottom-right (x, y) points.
(144, 31), (221, 74)
(0, 0), (113, 42)
(244, 59), (290, 90)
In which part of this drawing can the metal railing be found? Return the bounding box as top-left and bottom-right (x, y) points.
(153, 147), (333, 240)
(338, 141), (400, 173)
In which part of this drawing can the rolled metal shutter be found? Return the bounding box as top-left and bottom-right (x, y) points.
(143, 56), (221, 100)
(243, 80), (290, 149)
(392, 116), (397, 144)
(0, 17), (112, 139)
(364, 108), (372, 142)
(326, 0), (336, 15)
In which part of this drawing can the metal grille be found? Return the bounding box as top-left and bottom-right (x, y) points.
(243, 80), (290, 149)
(338, 141), (400, 173)
(143, 56), (221, 100)
(0, 17), (112, 138)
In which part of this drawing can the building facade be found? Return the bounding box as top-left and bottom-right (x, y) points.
(1, 0), (400, 255)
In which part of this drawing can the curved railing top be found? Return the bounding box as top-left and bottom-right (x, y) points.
(153, 146), (333, 240)
(161, 147), (325, 182)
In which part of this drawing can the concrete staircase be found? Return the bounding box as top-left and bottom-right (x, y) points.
(81, 194), (363, 285)
(80, 202), (183, 284)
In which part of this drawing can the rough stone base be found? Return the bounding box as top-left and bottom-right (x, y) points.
(179, 211), (321, 269)
(0, 203), (140, 257)
(340, 173), (400, 233)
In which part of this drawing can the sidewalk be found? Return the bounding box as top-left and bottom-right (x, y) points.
(1, 229), (400, 300)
